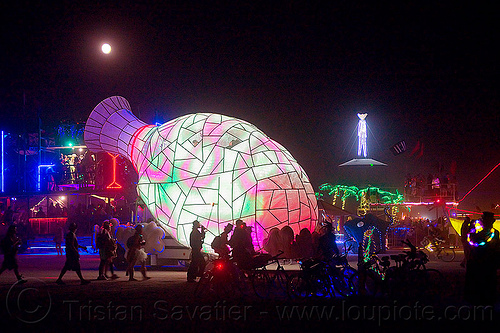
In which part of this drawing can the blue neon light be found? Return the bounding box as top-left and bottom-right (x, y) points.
(37, 164), (55, 191)
(1, 130), (4, 192)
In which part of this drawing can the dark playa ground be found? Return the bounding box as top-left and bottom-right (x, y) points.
(0, 250), (499, 332)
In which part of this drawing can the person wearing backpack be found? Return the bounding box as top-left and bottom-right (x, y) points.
(0, 225), (27, 284)
(212, 223), (233, 259)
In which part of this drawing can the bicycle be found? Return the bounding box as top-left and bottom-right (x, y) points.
(400, 239), (445, 300)
(325, 253), (358, 297)
(343, 235), (358, 254)
(194, 257), (247, 299)
(420, 236), (456, 262)
(287, 258), (335, 299)
(247, 251), (291, 299)
(352, 239), (445, 300)
(287, 251), (358, 299)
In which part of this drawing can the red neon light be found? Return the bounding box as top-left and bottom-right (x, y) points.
(130, 125), (155, 173)
(107, 153), (122, 189)
(446, 207), (500, 218)
(458, 162), (500, 203)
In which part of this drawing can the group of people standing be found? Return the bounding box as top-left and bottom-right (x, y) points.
(0, 220), (150, 285)
(187, 219), (340, 282)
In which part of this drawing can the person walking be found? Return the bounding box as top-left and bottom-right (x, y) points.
(126, 225), (149, 281)
(0, 225), (27, 283)
(187, 220), (206, 282)
(55, 222), (90, 285)
(96, 220), (118, 280)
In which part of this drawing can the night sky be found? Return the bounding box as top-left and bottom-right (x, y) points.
(1, 2), (498, 212)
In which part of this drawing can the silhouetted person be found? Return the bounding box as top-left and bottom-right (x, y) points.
(187, 220), (206, 282)
(228, 219), (253, 269)
(2, 206), (14, 225)
(460, 216), (472, 268)
(56, 222), (90, 285)
(295, 228), (314, 259)
(126, 225), (149, 281)
(53, 223), (64, 255)
(279, 226), (295, 259)
(317, 222), (339, 261)
(263, 227), (281, 257)
(212, 223), (233, 260)
(464, 212), (500, 305)
(97, 220), (118, 280)
(0, 225), (26, 283)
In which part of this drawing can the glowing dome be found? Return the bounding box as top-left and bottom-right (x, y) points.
(84, 96), (318, 250)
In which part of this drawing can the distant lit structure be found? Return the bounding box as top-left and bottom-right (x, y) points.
(339, 112), (386, 167)
(357, 113), (368, 158)
(84, 96), (318, 250)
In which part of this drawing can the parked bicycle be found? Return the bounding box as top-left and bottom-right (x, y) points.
(420, 236), (456, 262)
(194, 256), (246, 299)
(352, 239), (444, 300)
(343, 235), (359, 254)
(248, 251), (290, 299)
(287, 252), (357, 299)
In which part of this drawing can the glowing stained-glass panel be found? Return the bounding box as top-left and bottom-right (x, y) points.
(84, 96), (318, 249)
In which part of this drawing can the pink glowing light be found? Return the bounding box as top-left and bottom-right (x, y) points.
(84, 96), (318, 250)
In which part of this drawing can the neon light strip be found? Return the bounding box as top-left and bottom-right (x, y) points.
(37, 164), (55, 191)
(106, 153), (122, 189)
(1, 130), (4, 192)
(129, 125), (155, 173)
(458, 162), (500, 203)
(369, 202), (458, 206)
(445, 206), (500, 218)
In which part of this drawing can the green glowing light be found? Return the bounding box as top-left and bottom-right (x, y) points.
(317, 183), (405, 208)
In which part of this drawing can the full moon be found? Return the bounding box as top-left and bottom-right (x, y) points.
(101, 43), (111, 54)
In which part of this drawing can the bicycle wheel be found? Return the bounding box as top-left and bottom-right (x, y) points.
(347, 271), (360, 296)
(339, 266), (358, 297)
(270, 268), (290, 299)
(437, 247), (455, 262)
(212, 274), (238, 299)
(230, 266), (251, 297)
(329, 266), (353, 297)
(194, 271), (214, 298)
(287, 273), (310, 299)
(251, 270), (271, 299)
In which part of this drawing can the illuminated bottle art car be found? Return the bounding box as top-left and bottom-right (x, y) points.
(84, 96), (318, 250)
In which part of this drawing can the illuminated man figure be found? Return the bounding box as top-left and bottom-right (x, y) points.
(357, 113), (368, 158)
